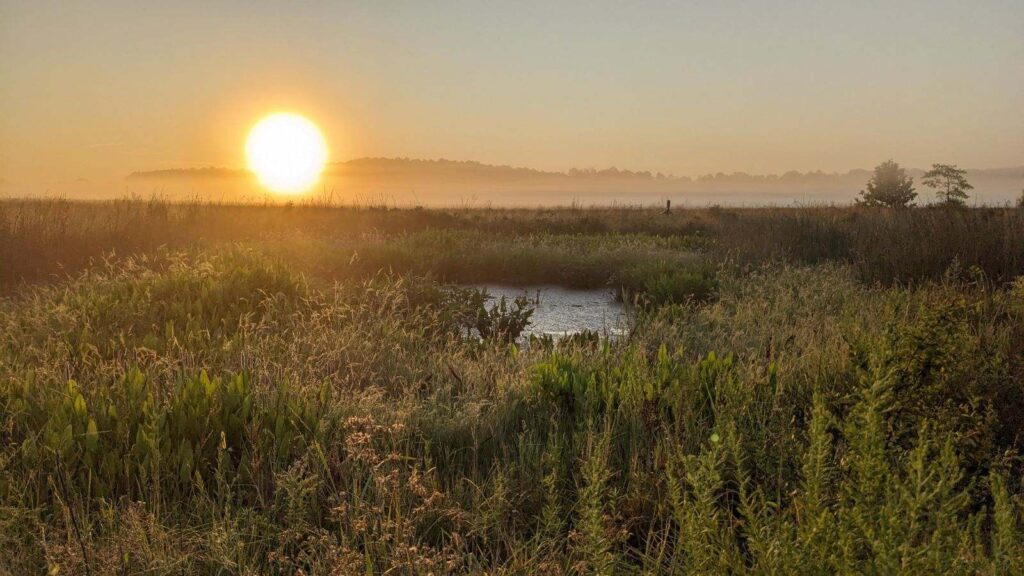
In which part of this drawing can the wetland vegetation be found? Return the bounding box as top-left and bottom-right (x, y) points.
(2, 198), (1024, 573)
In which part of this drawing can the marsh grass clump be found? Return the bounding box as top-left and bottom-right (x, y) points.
(2, 203), (1024, 573)
(337, 229), (705, 290)
(615, 258), (719, 305)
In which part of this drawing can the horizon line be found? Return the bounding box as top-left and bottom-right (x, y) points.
(124, 156), (1024, 182)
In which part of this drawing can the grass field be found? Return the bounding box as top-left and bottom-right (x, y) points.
(2, 199), (1024, 574)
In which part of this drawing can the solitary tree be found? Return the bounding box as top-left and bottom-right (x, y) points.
(922, 163), (972, 207)
(857, 160), (916, 208)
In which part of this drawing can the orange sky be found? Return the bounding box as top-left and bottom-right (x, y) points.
(1, 1), (1022, 196)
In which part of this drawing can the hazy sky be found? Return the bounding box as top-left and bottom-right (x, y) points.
(2, 0), (1022, 193)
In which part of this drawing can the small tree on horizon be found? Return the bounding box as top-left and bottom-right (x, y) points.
(857, 160), (916, 208)
(922, 163), (972, 207)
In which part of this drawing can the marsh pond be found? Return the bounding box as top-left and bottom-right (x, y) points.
(473, 284), (628, 338)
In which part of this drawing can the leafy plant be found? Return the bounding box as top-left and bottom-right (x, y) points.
(474, 293), (534, 342)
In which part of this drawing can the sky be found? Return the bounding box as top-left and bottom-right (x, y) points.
(1, 0), (1022, 195)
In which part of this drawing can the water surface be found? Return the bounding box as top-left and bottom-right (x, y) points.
(475, 284), (628, 338)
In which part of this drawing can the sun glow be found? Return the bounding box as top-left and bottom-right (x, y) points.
(245, 113), (328, 194)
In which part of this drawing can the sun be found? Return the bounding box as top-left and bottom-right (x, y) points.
(245, 113), (328, 194)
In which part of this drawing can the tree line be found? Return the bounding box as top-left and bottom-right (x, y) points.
(858, 160), (1024, 208)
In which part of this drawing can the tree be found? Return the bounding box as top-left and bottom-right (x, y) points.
(1016, 189), (1024, 209)
(922, 163), (972, 207)
(857, 160), (917, 208)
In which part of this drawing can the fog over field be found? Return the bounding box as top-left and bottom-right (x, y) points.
(116, 158), (1024, 206)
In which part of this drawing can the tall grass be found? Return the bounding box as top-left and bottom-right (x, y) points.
(2, 242), (1023, 573)
(5, 199), (1024, 290)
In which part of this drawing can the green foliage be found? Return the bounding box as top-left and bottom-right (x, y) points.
(2, 217), (1024, 572)
(858, 159), (917, 208)
(616, 258), (718, 305)
(474, 293), (534, 342)
(3, 368), (322, 502)
(923, 163), (973, 207)
(867, 292), (1002, 460)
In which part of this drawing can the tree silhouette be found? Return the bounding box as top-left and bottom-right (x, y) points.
(857, 160), (916, 208)
(922, 163), (972, 207)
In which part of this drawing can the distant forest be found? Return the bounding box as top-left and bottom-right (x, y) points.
(126, 158), (1024, 206)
